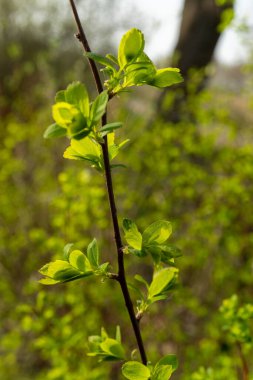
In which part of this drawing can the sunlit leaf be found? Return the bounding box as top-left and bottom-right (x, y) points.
(100, 122), (123, 133)
(100, 338), (125, 360)
(52, 102), (77, 126)
(65, 81), (90, 117)
(152, 364), (173, 380)
(90, 91), (108, 123)
(142, 221), (172, 246)
(68, 250), (91, 272)
(63, 137), (101, 162)
(85, 52), (117, 71)
(156, 355), (178, 372)
(123, 218), (142, 250)
(148, 68), (183, 88)
(122, 361), (150, 380)
(148, 268), (178, 299)
(118, 28), (144, 69)
(43, 123), (67, 139)
(87, 239), (100, 268)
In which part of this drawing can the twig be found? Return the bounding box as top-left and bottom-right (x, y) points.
(68, 0), (147, 365)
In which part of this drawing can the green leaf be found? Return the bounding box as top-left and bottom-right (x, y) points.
(52, 102), (77, 126)
(144, 245), (162, 264)
(160, 245), (182, 258)
(122, 361), (150, 380)
(39, 278), (60, 285)
(118, 28), (145, 69)
(106, 54), (119, 65)
(39, 260), (81, 283)
(68, 250), (91, 272)
(100, 338), (125, 360)
(148, 268), (178, 299)
(100, 122), (123, 133)
(160, 245), (182, 264)
(98, 262), (110, 273)
(90, 91), (108, 123)
(123, 218), (142, 250)
(85, 52), (117, 71)
(87, 239), (99, 268)
(63, 137), (101, 164)
(124, 62), (155, 87)
(63, 243), (74, 261)
(106, 133), (129, 161)
(152, 365), (173, 380)
(101, 327), (109, 340)
(134, 274), (149, 290)
(157, 355), (178, 372)
(65, 81), (90, 117)
(43, 123), (67, 139)
(63, 243), (74, 260)
(55, 90), (66, 103)
(115, 325), (121, 343)
(148, 68), (183, 88)
(124, 53), (156, 87)
(127, 282), (145, 300)
(142, 221), (172, 246)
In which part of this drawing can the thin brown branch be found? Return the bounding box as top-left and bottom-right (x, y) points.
(68, 0), (147, 365)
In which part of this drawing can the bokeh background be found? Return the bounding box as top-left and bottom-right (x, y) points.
(1, 0), (253, 379)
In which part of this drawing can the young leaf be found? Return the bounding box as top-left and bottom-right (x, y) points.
(87, 239), (100, 268)
(118, 28), (145, 69)
(142, 221), (172, 247)
(122, 361), (150, 380)
(157, 355), (178, 372)
(124, 53), (156, 87)
(115, 325), (121, 343)
(85, 52), (117, 72)
(123, 218), (142, 250)
(63, 243), (74, 260)
(52, 102), (77, 126)
(148, 268), (178, 299)
(63, 137), (102, 168)
(43, 123), (67, 139)
(55, 90), (66, 103)
(134, 274), (149, 290)
(100, 122), (123, 133)
(90, 91), (108, 123)
(100, 338), (125, 360)
(39, 278), (60, 285)
(39, 260), (82, 284)
(65, 81), (90, 117)
(152, 365), (173, 380)
(148, 68), (183, 88)
(106, 53), (119, 65)
(107, 133), (129, 161)
(68, 250), (92, 272)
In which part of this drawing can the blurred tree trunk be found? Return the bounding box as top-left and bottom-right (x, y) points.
(157, 0), (233, 122)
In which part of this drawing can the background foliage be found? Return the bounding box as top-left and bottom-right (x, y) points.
(0, 0), (253, 379)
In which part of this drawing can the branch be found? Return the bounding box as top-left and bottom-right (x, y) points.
(68, 0), (147, 365)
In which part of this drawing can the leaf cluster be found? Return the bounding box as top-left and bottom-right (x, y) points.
(86, 28), (183, 95)
(39, 239), (109, 285)
(122, 354), (178, 380)
(88, 326), (126, 362)
(123, 219), (181, 265)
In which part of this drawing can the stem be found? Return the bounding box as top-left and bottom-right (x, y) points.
(236, 342), (249, 380)
(68, 0), (147, 365)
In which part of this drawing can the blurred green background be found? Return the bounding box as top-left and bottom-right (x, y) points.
(0, 0), (253, 379)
